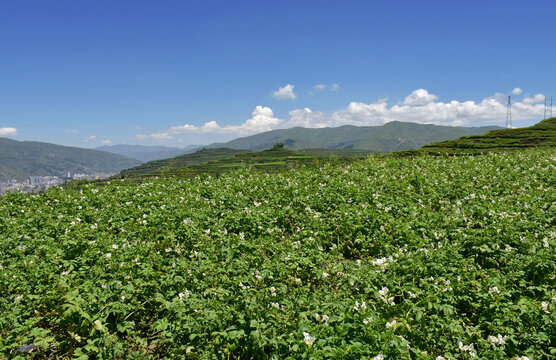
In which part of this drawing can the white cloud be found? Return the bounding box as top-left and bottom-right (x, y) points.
(65, 129), (79, 133)
(0, 127), (17, 136)
(83, 135), (96, 142)
(403, 89), (438, 106)
(284, 89), (545, 128)
(137, 106), (283, 140)
(101, 140), (112, 145)
(136, 89), (547, 142)
(522, 94), (545, 104)
(272, 84), (297, 100)
(312, 83), (339, 92)
(512, 87), (523, 95)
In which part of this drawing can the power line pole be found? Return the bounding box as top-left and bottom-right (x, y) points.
(506, 96), (512, 128)
(545, 96), (553, 119)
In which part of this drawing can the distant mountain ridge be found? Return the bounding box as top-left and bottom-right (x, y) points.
(208, 121), (502, 152)
(95, 144), (202, 162)
(0, 138), (142, 180)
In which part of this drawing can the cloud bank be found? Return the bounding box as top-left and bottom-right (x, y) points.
(0, 127), (18, 136)
(137, 88), (547, 141)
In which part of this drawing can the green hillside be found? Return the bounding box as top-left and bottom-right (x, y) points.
(208, 121), (501, 151)
(120, 146), (372, 178)
(120, 148), (250, 177)
(0, 138), (142, 180)
(416, 117), (556, 154)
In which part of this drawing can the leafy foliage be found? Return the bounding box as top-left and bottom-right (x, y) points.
(1, 148), (555, 359)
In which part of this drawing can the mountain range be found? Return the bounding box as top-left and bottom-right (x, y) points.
(0, 138), (141, 180)
(95, 144), (201, 162)
(207, 121), (502, 151)
(0, 121), (508, 180)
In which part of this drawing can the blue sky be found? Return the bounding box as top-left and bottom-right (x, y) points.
(1, 0), (555, 148)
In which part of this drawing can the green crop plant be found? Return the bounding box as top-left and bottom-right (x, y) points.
(1, 148), (554, 359)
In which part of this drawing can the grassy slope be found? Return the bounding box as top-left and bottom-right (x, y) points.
(413, 117), (556, 154)
(0, 138), (142, 180)
(208, 122), (501, 152)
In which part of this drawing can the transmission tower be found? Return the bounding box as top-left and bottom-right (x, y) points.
(506, 96), (512, 128)
(545, 97), (553, 119)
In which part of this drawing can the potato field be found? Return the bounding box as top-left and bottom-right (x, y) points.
(1, 149), (555, 359)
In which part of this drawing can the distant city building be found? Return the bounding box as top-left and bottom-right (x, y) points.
(0, 173), (114, 196)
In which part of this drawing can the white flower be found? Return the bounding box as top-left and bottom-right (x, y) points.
(371, 257), (390, 272)
(363, 316), (373, 325)
(270, 302), (280, 309)
(353, 300), (367, 311)
(269, 286), (277, 296)
(321, 314), (329, 324)
(458, 342), (476, 357)
(322, 272), (329, 278)
(371, 354), (384, 360)
(386, 319), (397, 330)
(436, 357), (446, 360)
(378, 287), (395, 306)
(303, 332), (315, 347)
(112, 244), (118, 249)
(488, 334), (507, 346)
(488, 286), (500, 295)
(541, 301), (549, 313)
(106, 253), (112, 258)
(178, 290), (190, 300)
(14, 294), (24, 303)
